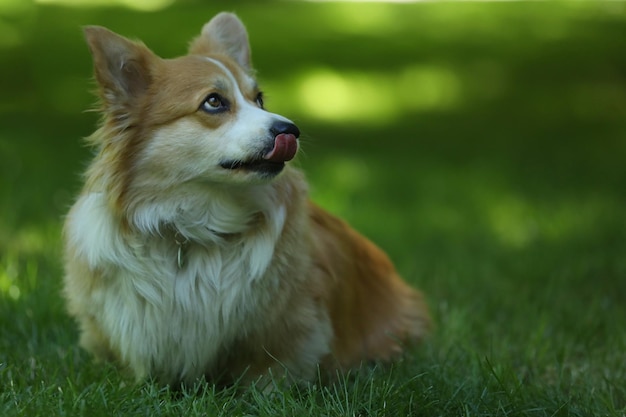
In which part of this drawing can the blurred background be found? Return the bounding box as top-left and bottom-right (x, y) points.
(1, 0), (625, 371)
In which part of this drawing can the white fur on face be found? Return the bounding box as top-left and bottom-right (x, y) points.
(135, 57), (296, 188)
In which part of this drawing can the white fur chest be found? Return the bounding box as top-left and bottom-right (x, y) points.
(66, 191), (288, 383)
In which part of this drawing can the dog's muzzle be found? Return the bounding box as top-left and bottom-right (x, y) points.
(219, 120), (300, 175)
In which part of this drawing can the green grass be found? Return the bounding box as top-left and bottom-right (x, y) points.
(2, 1), (626, 416)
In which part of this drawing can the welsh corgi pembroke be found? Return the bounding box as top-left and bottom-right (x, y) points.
(63, 12), (430, 387)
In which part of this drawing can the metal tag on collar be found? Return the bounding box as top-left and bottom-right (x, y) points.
(174, 232), (189, 269)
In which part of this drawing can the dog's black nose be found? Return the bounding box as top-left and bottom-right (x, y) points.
(270, 120), (300, 138)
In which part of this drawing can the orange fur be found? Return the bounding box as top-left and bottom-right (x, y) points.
(309, 203), (430, 370)
(63, 12), (430, 388)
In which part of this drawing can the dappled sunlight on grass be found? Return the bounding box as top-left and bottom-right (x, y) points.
(399, 65), (462, 112)
(478, 190), (617, 250)
(0, 0), (34, 18)
(296, 69), (397, 123)
(410, 172), (624, 251)
(484, 193), (537, 249)
(0, 0), (35, 48)
(303, 155), (625, 255)
(35, 0), (174, 12)
(264, 64), (462, 124)
(319, 2), (396, 35)
(10, 225), (54, 254)
(0, 221), (60, 302)
(0, 246), (45, 302)
(308, 154), (372, 214)
(0, 255), (23, 301)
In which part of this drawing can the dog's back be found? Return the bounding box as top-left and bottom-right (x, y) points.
(309, 203), (430, 370)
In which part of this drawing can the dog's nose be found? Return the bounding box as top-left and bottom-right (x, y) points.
(270, 120), (300, 139)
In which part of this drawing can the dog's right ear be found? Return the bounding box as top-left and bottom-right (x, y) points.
(188, 13), (252, 72)
(84, 26), (156, 118)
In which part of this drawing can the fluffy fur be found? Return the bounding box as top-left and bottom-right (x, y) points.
(63, 12), (430, 387)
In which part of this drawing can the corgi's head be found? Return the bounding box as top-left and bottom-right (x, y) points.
(84, 13), (300, 212)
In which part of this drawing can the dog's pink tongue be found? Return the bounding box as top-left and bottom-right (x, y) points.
(264, 133), (298, 162)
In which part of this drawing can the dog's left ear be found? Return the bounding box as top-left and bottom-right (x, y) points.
(189, 12), (251, 71)
(84, 26), (157, 120)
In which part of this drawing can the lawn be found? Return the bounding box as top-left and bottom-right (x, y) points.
(1, 1), (626, 416)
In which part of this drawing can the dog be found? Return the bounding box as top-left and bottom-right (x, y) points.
(63, 12), (430, 388)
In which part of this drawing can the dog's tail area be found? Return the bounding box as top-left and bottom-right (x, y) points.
(308, 203), (431, 371)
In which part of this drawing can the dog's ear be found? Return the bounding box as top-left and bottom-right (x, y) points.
(189, 12), (251, 71)
(84, 26), (156, 117)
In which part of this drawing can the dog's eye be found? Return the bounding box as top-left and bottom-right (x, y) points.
(201, 93), (228, 113)
(255, 92), (264, 109)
